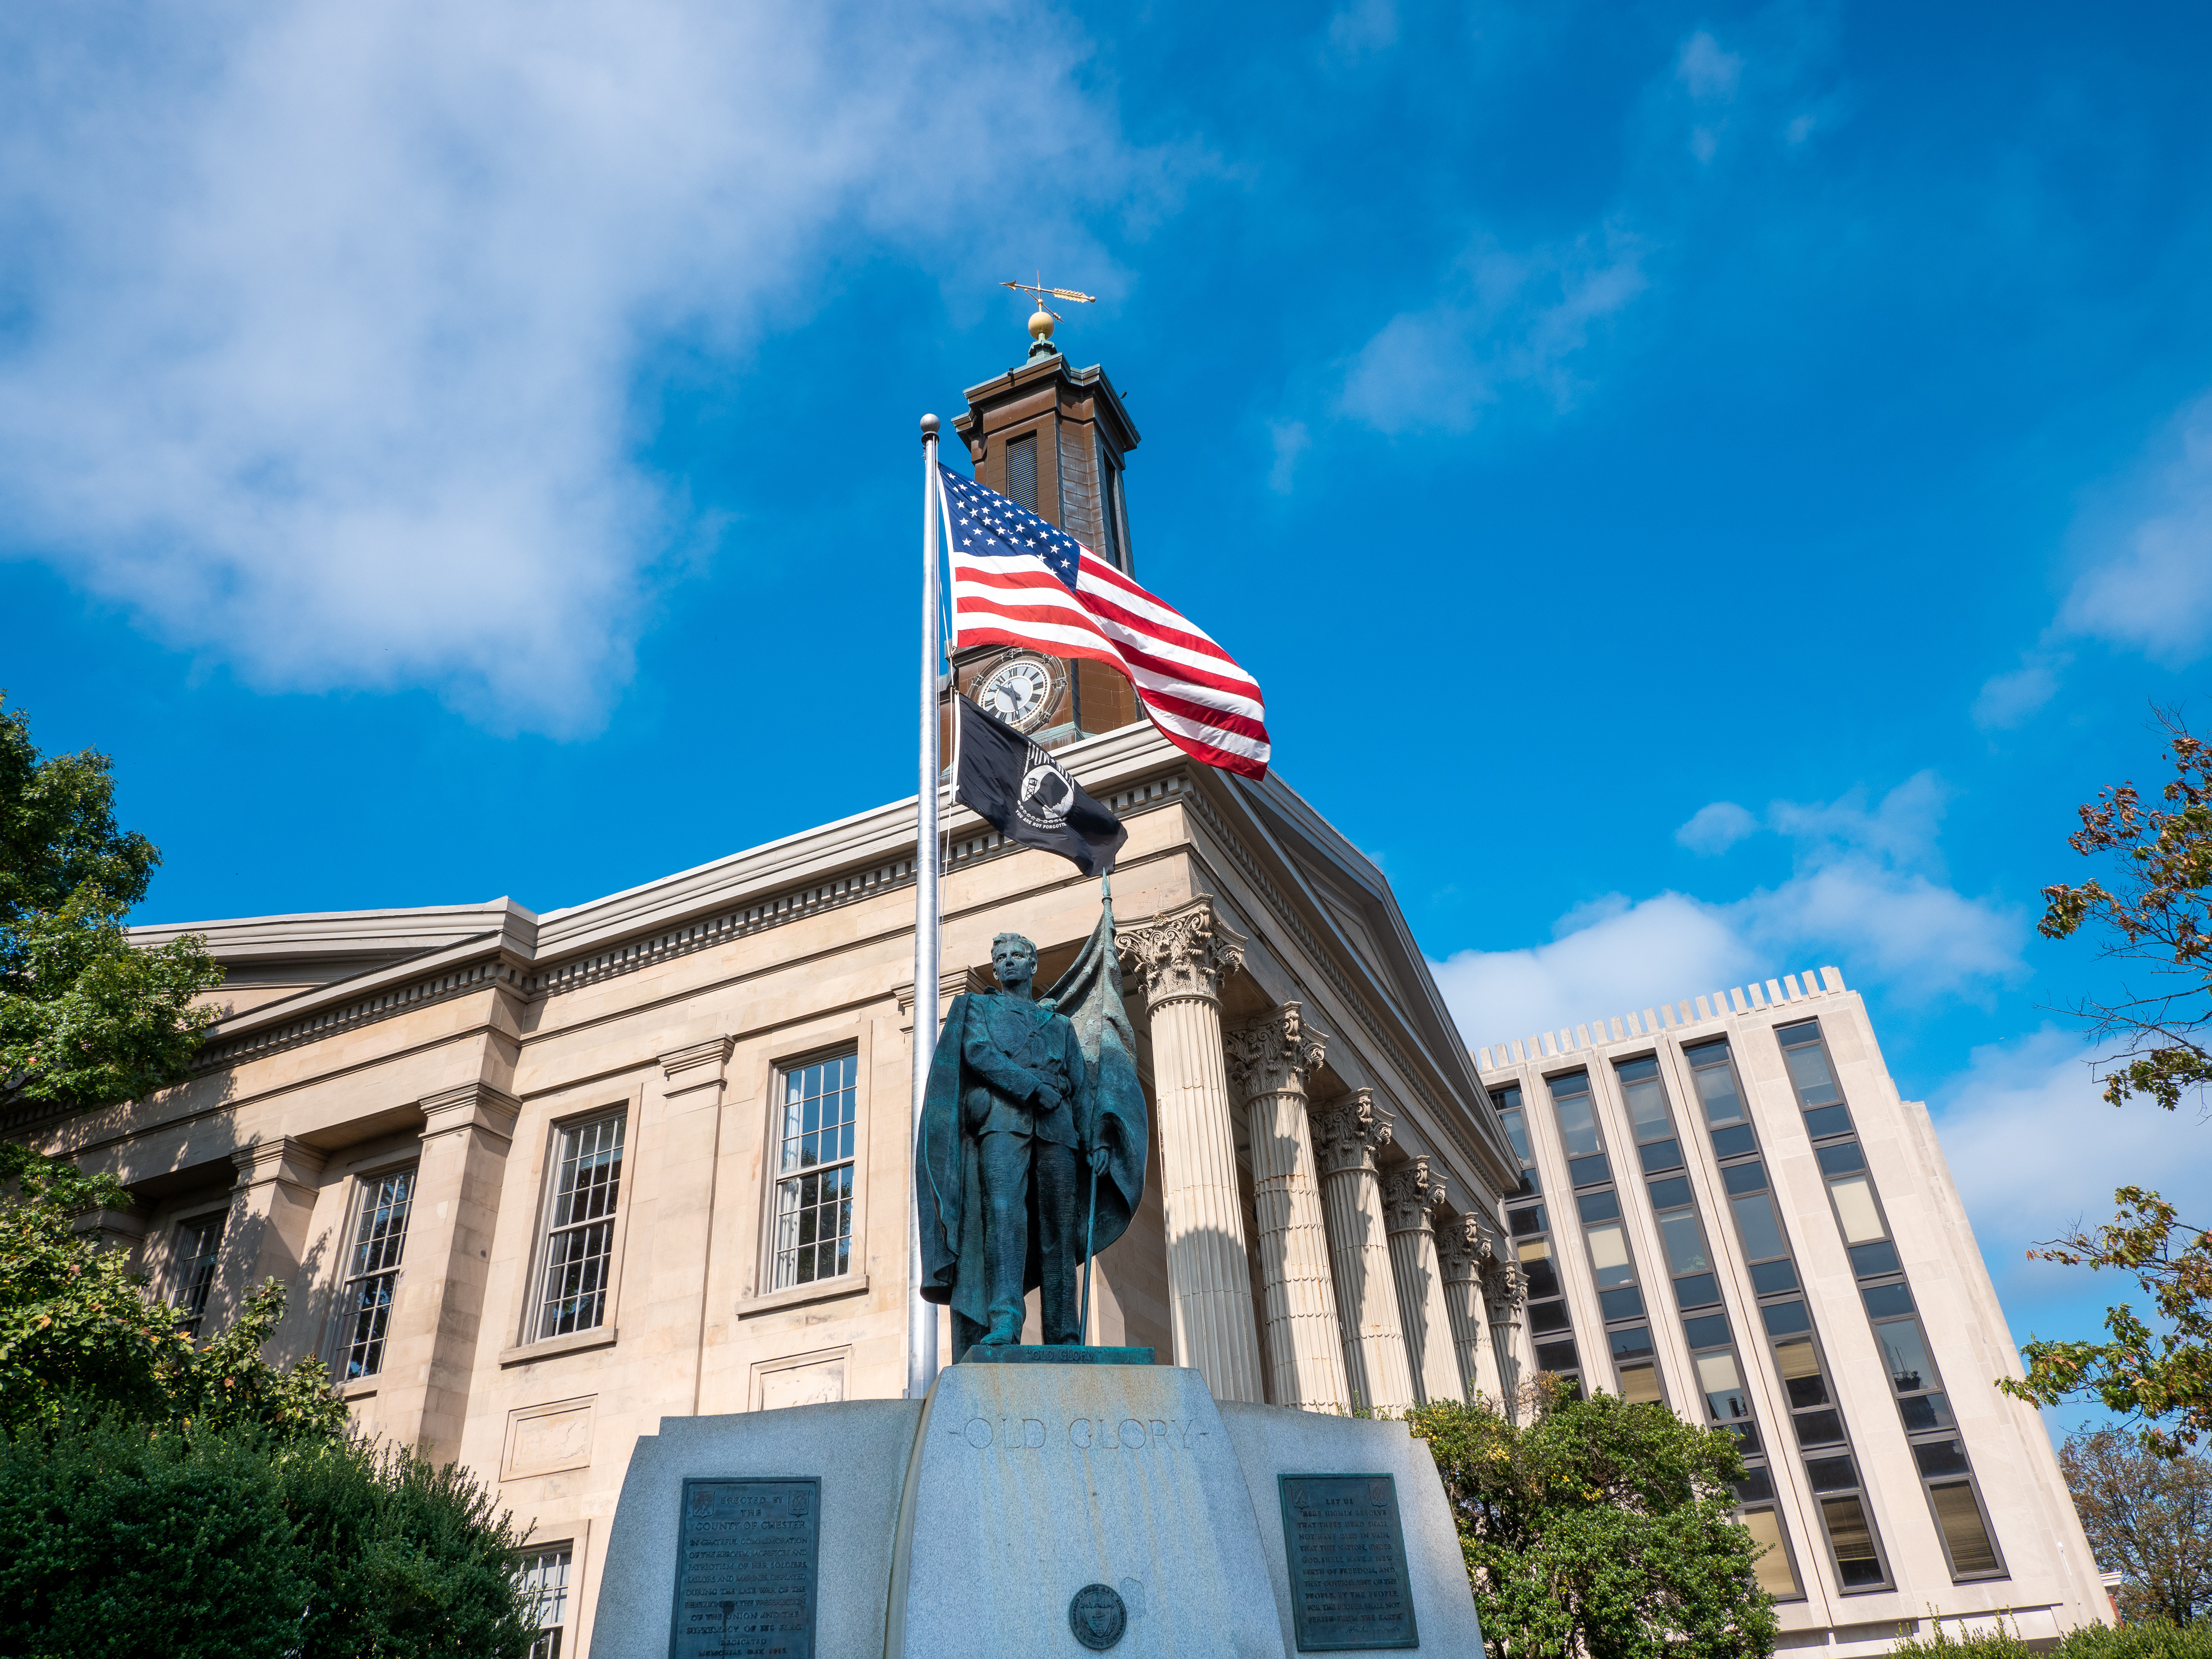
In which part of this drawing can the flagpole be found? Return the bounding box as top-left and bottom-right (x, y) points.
(908, 414), (944, 1402)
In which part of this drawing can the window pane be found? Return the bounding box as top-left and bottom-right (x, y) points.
(1830, 1177), (1885, 1244)
(1617, 1362), (1664, 1404)
(351, 1171), (414, 1277)
(1693, 1063), (1745, 1125)
(174, 1214), (227, 1337)
(1673, 1273), (1720, 1309)
(1568, 1154), (1613, 1189)
(1683, 1312), (1733, 1350)
(518, 1544), (571, 1659)
(1586, 1225), (1634, 1287)
(1638, 1139), (1684, 1174)
(1912, 1437), (1972, 1479)
(1510, 1205), (1546, 1236)
(1647, 1175), (1694, 1211)
(1554, 1092), (1600, 1155)
(1710, 1123), (1758, 1158)
(1732, 1193), (1789, 1261)
(1660, 1213), (1710, 1274)
(341, 1170), (417, 1379)
(1792, 1409), (1845, 1448)
(1620, 1073), (1671, 1139)
(1761, 1301), (1812, 1337)
(1860, 1281), (1915, 1320)
(1598, 1286), (1645, 1321)
(1805, 1455), (1860, 1493)
(1608, 1325), (1654, 1361)
(1816, 1141), (1867, 1176)
(1576, 1189), (1622, 1224)
(1928, 1481), (2001, 1576)
(1849, 1240), (1902, 1278)
(1820, 1495), (1885, 1587)
(1499, 1109), (1532, 1164)
(1529, 1301), (1573, 1333)
(1697, 1351), (1750, 1421)
(1743, 1509), (1802, 1599)
(1535, 1339), (1581, 1372)
(1802, 1104), (1855, 1140)
(1875, 1319), (1934, 1393)
(1748, 1258), (1800, 1296)
(1723, 1161), (1768, 1196)
(1899, 1393), (1955, 1431)
(1736, 1468), (1775, 1502)
(552, 1117), (624, 1228)
(1774, 1339), (1827, 1405)
(1783, 1043), (1842, 1106)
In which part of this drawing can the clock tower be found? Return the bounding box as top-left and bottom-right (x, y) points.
(946, 312), (1145, 749)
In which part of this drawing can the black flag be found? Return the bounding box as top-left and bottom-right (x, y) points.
(952, 696), (1127, 876)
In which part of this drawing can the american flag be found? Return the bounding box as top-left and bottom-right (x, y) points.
(940, 465), (1270, 779)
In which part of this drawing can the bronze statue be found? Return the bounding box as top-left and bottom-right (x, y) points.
(915, 892), (1147, 1356)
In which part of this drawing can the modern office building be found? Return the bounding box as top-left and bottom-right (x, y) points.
(1473, 971), (2108, 1649)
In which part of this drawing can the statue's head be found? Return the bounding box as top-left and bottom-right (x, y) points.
(990, 932), (1039, 991)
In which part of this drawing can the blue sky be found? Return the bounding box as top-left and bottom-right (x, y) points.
(5, 0), (2210, 1434)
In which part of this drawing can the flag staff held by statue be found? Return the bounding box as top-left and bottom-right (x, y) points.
(908, 412), (943, 1401)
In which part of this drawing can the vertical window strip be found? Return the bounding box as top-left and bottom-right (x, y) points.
(1006, 432), (1039, 514)
(172, 1213), (226, 1338)
(339, 1169), (416, 1380)
(517, 1544), (572, 1659)
(773, 1052), (858, 1290)
(538, 1114), (626, 1340)
(1781, 1013), (2011, 1583)
(1491, 1085), (1581, 1393)
(1689, 1037), (1891, 1593)
(1548, 1070), (1662, 1405)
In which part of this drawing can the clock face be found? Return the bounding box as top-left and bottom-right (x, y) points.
(977, 658), (1056, 731)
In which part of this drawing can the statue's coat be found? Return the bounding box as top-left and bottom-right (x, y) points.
(915, 893), (1149, 1331)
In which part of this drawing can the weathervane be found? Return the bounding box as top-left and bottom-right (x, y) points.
(1003, 275), (1095, 356)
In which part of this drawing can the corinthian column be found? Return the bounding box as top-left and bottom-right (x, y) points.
(1226, 1004), (1349, 1412)
(1484, 1258), (1528, 1421)
(1311, 1089), (1416, 1414)
(1436, 1213), (1489, 1405)
(1119, 897), (1264, 1403)
(1383, 1158), (1464, 1405)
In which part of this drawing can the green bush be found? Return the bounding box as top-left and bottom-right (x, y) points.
(0, 1414), (538, 1659)
(2059, 1625), (2212, 1659)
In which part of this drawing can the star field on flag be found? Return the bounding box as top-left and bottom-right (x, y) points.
(940, 465), (1271, 778)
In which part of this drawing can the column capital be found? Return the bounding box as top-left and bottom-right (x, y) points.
(1436, 1213), (1486, 1285)
(420, 1082), (522, 1142)
(1311, 1087), (1393, 1178)
(1381, 1157), (1448, 1233)
(1482, 1255), (1527, 1323)
(230, 1136), (328, 1196)
(1118, 896), (1245, 1013)
(1225, 1002), (1326, 1100)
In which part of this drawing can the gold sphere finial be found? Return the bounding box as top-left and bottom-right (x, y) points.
(1003, 277), (1093, 359)
(1028, 305), (1056, 342)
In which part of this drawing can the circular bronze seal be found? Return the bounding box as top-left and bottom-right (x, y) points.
(1068, 1583), (1128, 1651)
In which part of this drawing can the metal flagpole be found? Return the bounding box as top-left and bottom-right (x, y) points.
(907, 414), (944, 1402)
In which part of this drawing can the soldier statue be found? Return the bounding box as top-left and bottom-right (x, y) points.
(915, 900), (1147, 1356)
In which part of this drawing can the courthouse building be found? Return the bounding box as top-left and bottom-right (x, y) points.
(24, 335), (2102, 1654)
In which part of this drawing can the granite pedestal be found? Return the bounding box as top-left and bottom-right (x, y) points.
(591, 1361), (1483, 1659)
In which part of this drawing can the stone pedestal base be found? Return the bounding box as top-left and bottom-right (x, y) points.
(592, 1367), (1483, 1659)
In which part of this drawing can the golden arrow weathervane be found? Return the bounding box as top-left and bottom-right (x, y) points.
(1003, 276), (1095, 351)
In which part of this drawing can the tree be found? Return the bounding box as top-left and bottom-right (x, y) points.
(2002, 711), (2212, 1454)
(1407, 1383), (1778, 1659)
(2060, 1425), (2212, 1626)
(0, 693), (225, 1112)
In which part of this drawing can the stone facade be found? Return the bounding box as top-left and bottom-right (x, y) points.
(49, 721), (1520, 1657)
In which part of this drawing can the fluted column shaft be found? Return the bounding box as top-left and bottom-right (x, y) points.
(1227, 1004), (1349, 1412)
(1383, 1158), (1464, 1405)
(1436, 1215), (1488, 1405)
(1120, 898), (1264, 1403)
(1312, 1089), (1416, 1414)
(1485, 1262), (1527, 1421)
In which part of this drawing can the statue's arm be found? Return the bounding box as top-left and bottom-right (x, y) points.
(961, 1018), (1053, 1105)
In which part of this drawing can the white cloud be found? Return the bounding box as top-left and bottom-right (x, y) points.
(1325, 0), (1398, 58)
(1676, 800), (1757, 855)
(2059, 394), (2212, 667)
(1339, 229), (1647, 435)
(0, 3), (1144, 734)
(1435, 771), (2027, 1045)
(1675, 31), (1743, 101)
(1930, 1027), (2212, 1324)
(1267, 420), (1311, 494)
(1971, 654), (2066, 731)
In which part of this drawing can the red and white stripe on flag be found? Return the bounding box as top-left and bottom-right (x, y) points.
(944, 482), (1269, 778)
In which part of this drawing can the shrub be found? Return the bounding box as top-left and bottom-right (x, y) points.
(0, 1414), (538, 1659)
(2060, 1625), (2212, 1659)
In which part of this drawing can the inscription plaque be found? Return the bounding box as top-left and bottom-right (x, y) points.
(668, 1477), (820, 1659)
(1277, 1473), (1419, 1652)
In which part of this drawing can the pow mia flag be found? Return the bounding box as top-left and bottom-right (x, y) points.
(952, 695), (1127, 877)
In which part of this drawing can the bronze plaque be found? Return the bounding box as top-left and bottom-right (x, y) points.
(668, 1477), (820, 1659)
(1277, 1473), (1419, 1652)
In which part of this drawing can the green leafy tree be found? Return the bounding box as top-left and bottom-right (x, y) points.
(1408, 1383), (1778, 1659)
(2059, 1425), (2212, 1626)
(2004, 711), (2212, 1454)
(0, 693), (225, 1111)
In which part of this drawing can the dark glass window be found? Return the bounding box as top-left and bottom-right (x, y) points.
(1731, 1193), (1789, 1261)
(1568, 1153), (1613, 1188)
(1861, 1283), (1917, 1320)
(1723, 1161), (1768, 1196)
(1817, 1141), (1867, 1176)
(1805, 1455), (1860, 1493)
(1609, 1325), (1656, 1360)
(1684, 1312), (1733, 1349)
(1735, 1468), (1775, 1502)
(1876, 1319), (1934, 1393)
(1530, 1301), (1573, 1333)
(1912, 1439), (1974, 1479)
(1577, 1189), (1622, 1224)
(1599, 1287), (1646, 1321)
(1638, 1139), (1684, 1173)
(1780, 1033), (1844, 1107)
(1535, 1339), (1581, 1371)
(1510, 1205), (1546, 1236)
(1792, 1409), (1846, 1448)
(1520, 1255), (1561, 1299)
(1848, 1240), (1901, 1278)
(1803, 1104), (1855, 1140)
(1005, 432), (1039, 512)
(1673, 1273), (1720, 1309)
(1710, 1124), (1758, 1158)
(1647, 1175), (1694, 1210)
(1899, 1393), (1956, 1431)
(1761, 1301), (1813, 1337)
(1684, 1042), (1746, 1125)
(1748, 1259), (1800, 1296)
